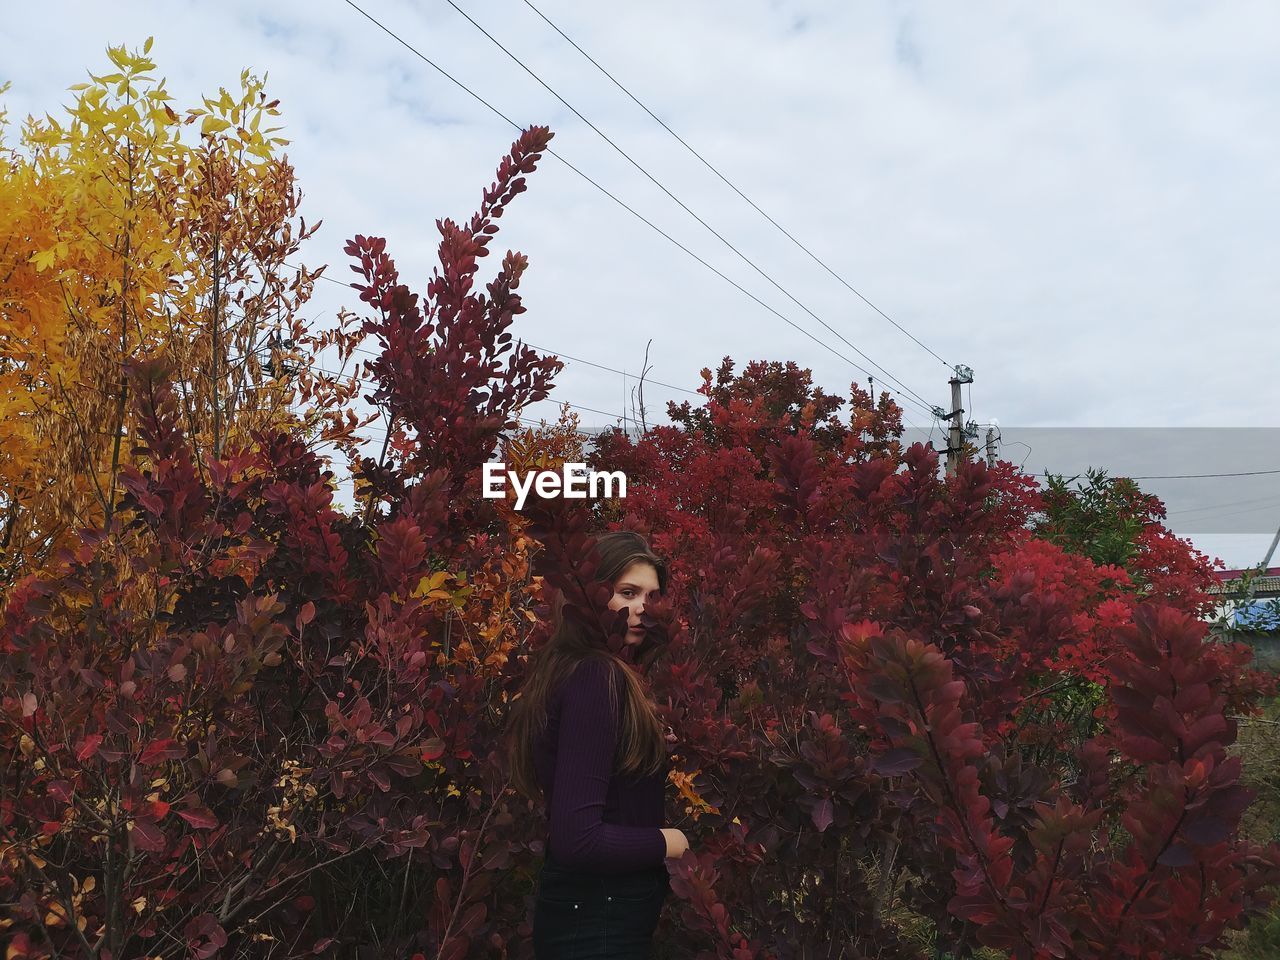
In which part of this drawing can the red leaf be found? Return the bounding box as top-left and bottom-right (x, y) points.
(1157, 842), (1195, 867)
(385, 753), (421, 776)
(810, 798), (834, 833)
(862, 674), (904, 704)
(185, 914), (228, 959)
(458, 901), (487, 937)
(872, 748), (923, 777)
(140, 738), (185, 765)
(130, 818), (167, 852)
(177, 807), (220, 830)
(439, 936), (469, 960)
(1120, 734), (1171, 764)
(1183, 816), (1230, 847)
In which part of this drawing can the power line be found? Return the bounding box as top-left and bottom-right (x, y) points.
(279, 364), (1280, 487)
(338, 0), (943, 424)
(306, 360), (627, 424)
(281, 355), (932, 449)
(504, 342), (702, 399)
(1167, 501), (1280, 524)
(312, 414), (604, 443)
(518, 0), (951, 370)
(542, 399), (623, 421)
(1169, 494), (1280, 517)
(290, 272), (930, 435)
(324, 350), (932, 438)
(291, 268), (930, 436)
(291, 265), (707, 406)
(348, 341), (700, 400)
(285, 263), (705, 402)
(984, 428), (1280, 481)
(1134, 468), (1280, 480)
(439, 0), (941, 416)
(1031, 468), (1280, 480)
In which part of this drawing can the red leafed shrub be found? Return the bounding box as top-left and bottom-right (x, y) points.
(3, 121), (1279, 960)
(838, 607), (1280, 958)
(0, 127), (560, 960)
(580, 364), (1280, 959)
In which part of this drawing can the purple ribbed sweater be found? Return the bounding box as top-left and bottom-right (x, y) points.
(533, 656), (668, 874)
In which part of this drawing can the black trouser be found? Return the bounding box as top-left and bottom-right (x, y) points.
(532, 853), (671, 959)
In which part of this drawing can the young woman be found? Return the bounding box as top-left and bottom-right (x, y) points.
(506, 531), (691, 959)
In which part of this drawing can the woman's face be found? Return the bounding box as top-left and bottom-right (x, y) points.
(607, 561), (661, 645)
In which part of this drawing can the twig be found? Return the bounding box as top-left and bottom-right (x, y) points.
(437, 772), (513, 960)
(630, 339), (653, 434)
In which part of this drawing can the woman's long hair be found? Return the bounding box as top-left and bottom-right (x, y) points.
(506, 531), (669, 804)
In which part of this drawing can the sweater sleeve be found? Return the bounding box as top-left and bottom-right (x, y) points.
(549, 658), (667, 873)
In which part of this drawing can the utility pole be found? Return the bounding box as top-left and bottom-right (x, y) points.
(1261, 521), (1280, 572)
(1233, 521), (1280, 626)
(934, 364), (974, 477)
(948, 376), (963, 477)
(985, 426), (997, 469)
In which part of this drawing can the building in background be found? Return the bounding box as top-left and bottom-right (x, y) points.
(1207, 566), (1280, 669)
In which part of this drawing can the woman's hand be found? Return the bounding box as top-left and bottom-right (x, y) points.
(660, 828), (689, 859)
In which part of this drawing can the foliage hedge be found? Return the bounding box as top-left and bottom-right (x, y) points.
(4, 49), (1280, 960)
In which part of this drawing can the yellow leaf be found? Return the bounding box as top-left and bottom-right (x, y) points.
(413, 571), (450, 597)
(200, 115), (231, 136)
(132, 896), (147, 914)
(0, 41), (304, 595)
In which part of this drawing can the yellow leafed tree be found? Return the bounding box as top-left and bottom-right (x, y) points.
(0, 41), (324, 600)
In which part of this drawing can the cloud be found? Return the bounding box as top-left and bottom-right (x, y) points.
(4, 0), (1277, 567)
(895, 16), (922, 72)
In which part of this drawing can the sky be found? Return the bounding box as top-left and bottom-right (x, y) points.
(4, 0), (1279, 570)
